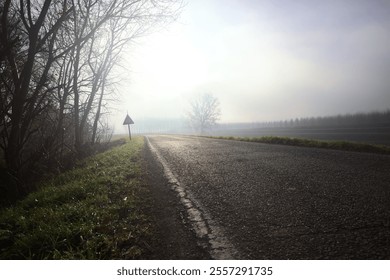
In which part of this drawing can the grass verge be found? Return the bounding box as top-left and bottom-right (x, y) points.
(0, 136), (152, 259)
(207, 136), (390, 155)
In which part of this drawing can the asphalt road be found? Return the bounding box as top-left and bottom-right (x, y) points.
(146, 135), (390, 259)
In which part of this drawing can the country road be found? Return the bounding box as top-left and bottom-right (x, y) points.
(145, 135), (390, 259)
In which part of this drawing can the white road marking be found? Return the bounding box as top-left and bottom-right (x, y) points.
(145, 136), (240, 259)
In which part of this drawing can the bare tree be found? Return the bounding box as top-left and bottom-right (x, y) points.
(187, 93), (221, 134)
(0, 0), (182, 196)
(0, 0), (75, 176)
(70, 0), (181, 152)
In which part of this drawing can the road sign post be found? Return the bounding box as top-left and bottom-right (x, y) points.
(123, 113), (134, 140)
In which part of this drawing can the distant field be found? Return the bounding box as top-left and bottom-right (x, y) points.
(112, 125), (390, 147)
(206, 136), (390, 155)
(207, 125), (390, 146)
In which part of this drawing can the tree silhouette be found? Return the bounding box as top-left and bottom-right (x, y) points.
(187, 93), (221, 134)
(0, 0), (181, 197)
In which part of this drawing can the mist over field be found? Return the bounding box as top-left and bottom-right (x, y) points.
(114, 0), (390, 135)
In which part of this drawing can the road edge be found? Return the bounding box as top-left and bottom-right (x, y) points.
(145, 136), (240, 260)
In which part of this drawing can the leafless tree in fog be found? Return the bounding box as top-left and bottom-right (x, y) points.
(0, 0), (182, 196)
(187, 93), (221, 135)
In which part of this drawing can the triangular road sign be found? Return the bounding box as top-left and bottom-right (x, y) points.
(123, 114), (134, 125)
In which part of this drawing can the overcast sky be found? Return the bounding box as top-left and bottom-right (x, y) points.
(113, 0), (390, 132)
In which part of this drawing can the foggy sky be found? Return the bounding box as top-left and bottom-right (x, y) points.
(114, 0), (390, 133)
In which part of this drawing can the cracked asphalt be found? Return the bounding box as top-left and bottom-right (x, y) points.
(146, 135), (390, 259)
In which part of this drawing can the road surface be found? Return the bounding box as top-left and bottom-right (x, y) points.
(146, 135), (390, 259)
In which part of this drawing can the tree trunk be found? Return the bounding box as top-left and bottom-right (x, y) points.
(91, 78), (105, 144)
(73, 43), (82, 153)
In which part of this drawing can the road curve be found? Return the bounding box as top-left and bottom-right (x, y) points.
(146, 135), (390, 259)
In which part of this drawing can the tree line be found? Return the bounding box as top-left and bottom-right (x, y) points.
(260, 110), (390, 128)
(0, 0), (180, 198)
(217, 110), (390, 130)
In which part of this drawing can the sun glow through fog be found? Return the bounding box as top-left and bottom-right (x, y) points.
(113, 0), (390, 131)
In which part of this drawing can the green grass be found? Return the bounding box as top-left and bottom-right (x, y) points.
(207, 136), (390, 155)
(0, 136), (152, 259)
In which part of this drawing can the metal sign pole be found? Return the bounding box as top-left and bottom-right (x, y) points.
(123, 113), (134, 141)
